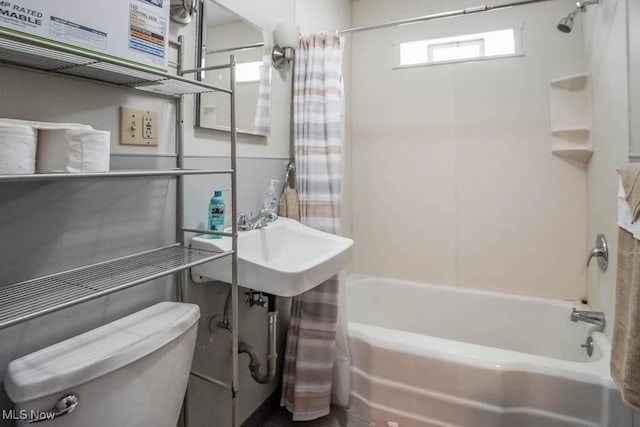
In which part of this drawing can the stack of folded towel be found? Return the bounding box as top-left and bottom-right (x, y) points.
(613, 164), (640, 410)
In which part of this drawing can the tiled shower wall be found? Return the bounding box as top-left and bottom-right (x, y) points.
(351, 0), (588, 300)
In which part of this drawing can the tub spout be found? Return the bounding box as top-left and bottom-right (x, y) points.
(571, 308), (605, 330)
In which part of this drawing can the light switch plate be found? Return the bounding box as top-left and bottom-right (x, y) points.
(120, 107), (158, 146)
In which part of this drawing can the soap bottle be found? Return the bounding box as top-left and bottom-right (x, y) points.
(208, 189), (225, 239)
(262, 179), (280, 221)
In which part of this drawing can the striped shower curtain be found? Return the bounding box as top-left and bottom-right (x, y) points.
(280, 32), (345, 421)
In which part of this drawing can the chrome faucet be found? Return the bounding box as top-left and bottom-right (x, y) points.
(570, 308), (605, 330)
(587, 234), (608, 271)
(238, 210), (273, 231)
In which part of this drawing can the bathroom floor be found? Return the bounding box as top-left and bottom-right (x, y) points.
(263, 406), (372, 427)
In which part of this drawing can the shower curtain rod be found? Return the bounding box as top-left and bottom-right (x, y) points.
(338, 0), (555, 34)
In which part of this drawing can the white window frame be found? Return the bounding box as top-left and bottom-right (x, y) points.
(427, 38), (485, 63)
(394, 26), (524, 69)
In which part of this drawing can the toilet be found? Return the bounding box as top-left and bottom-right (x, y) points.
(4, 302), (200, 427)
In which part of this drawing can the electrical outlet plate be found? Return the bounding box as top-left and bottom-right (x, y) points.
(120, 107), (158, 146)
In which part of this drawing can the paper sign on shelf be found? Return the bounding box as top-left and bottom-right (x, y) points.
(0, 0), (169, 71)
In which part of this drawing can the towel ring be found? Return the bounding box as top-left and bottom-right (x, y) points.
(284, 161), (296, 189)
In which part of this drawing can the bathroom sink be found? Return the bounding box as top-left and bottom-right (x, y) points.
(190, 217), (353, 296)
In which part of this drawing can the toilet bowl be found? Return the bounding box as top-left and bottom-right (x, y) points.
(4, 302), (200, 427)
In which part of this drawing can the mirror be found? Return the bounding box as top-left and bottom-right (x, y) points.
(629, 0), (640, 158)
(195, 0), (270, 136)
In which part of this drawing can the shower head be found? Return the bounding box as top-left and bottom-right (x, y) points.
(556, 0), (600, 34)
(557, 15), (574, 33)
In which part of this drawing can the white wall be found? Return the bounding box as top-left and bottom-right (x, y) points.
(583, 0), (629, 339)
(629, 0), (640, 157)
(296, 0), (351, 34)
(351, 0), (588, 300)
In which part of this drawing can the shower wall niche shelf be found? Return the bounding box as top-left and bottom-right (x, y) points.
(550, 73), (589, 90)
(550, 145), (594, 163)
(549, 73), (592, 163)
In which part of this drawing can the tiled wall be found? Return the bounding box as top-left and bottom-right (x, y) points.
(350, 0), (588, 300)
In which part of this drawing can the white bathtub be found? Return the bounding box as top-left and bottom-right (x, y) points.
(346, 274), (633, 427)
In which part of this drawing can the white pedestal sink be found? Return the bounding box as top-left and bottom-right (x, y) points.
(190, 217), (353, 297)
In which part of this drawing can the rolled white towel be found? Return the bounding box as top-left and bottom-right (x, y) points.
(0, 124), (37, 175)
(37, 129), (111, 173)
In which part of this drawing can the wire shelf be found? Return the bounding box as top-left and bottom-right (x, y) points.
(0, 29), (227, 96)
(0, 169), (234, 183)
(0, 245), (232, 330)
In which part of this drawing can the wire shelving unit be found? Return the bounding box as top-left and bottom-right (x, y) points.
(0, 29), (241, 426)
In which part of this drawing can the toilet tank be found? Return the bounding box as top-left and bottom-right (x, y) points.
(4, 302), (200, 427)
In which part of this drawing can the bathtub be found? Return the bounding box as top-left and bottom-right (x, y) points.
(346, 274), (633, 427)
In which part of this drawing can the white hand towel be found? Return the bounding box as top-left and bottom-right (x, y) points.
(37, 129), (110, 173)
(0, 124), (37, 175)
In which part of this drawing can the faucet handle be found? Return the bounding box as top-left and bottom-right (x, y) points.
(238, 212), (249, 230)
(586, 234), (608, 271)
(260, 208), (278, 222)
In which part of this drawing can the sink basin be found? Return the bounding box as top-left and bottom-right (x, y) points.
(190, 217), (353, 296)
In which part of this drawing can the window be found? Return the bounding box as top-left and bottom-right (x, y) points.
(429, 39), (484, 62)
(236, 61), (263, 83)
(398, 28), (520, 67)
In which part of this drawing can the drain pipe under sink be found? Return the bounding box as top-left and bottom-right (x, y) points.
(239, 293), (278, 384)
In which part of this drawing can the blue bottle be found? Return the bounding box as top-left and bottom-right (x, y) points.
(208, 189), (225, 239)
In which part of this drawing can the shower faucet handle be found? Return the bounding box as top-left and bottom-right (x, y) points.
(586, 234), (608, 271)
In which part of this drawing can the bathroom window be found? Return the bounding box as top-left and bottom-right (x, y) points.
(428, 39), (485, 62)
(397, 28), (522, 67)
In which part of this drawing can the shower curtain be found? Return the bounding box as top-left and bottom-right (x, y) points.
(280, 32), (348, 421)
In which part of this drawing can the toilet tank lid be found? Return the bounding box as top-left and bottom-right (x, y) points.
(4, 302), (200, 403)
